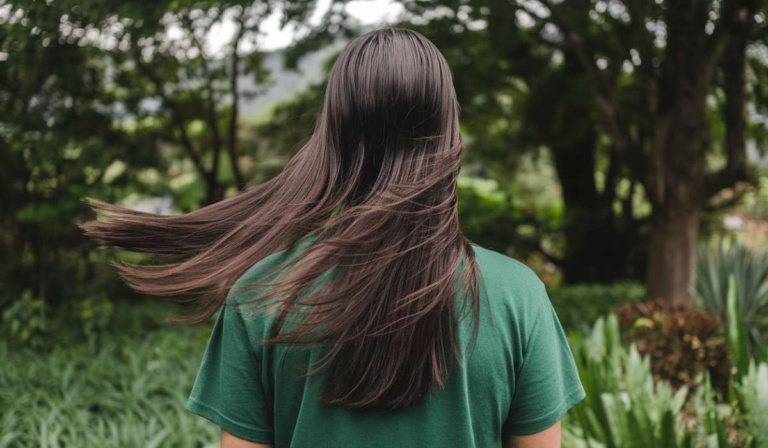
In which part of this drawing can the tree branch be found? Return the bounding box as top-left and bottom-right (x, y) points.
(704, 183), (751, 212)
(705, 1), (756, 197)
(133, 54), (208, 180)
(227, 12), (247, 190)
(186, 16), (224, 195)
(528, 0), (636, 151)
(620, 0), (659, 113)
(703, 3), (737, 79)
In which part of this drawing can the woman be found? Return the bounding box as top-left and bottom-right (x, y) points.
(83, 27), (585, 448)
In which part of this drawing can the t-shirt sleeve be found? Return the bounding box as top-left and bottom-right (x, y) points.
(186, 302), (273, 444)
(502, 285), (586, 436)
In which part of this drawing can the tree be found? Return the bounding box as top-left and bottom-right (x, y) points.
(396, 0), (649, 283)
(82, 0), (354, 204)
(397, 0), (767, 302)
(0, 0), (356, 305)
(0, 2), (152, 305)
(527, 0), (762, 303)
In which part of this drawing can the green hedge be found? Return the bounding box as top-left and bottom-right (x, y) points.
(548, 282), (647, 332)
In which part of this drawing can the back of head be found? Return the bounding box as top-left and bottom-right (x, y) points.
(325, 28), (458, 166)
(82, 27), (480, 411)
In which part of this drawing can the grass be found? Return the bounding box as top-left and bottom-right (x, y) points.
(0, 301), (219, 447)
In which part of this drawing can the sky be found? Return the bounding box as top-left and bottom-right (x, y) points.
(208, 0), (404, 54)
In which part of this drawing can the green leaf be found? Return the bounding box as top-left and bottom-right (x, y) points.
(728, 275), (750, 380)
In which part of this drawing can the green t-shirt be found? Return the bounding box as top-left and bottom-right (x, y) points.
(186, 236), (585, 447)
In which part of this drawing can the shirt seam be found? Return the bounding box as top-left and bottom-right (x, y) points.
(509, 281), (548, 405)
(520, 282), (549, 368)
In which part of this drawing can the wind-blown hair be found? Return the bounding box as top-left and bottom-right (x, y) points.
(82, 27), (481, 411)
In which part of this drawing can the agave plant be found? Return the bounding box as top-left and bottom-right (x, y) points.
(564, 315), (694, 448)
(560, 313), (761, 448)
(695, 242), (768, 355)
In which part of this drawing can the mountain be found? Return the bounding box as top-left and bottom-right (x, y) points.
(240, 40), (346, 119)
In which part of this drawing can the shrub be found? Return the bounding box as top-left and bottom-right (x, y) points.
(2, 296), (185, 353)
(73, 295), (115, 344)
(737, 361), (768, 446)
(563, 315), (735, 448)
(1, 291), (48, 349)
(564, 312), (768, 447)
(549, 282), (646, 332)
(695, 242), (768, 354)
(615, 299), (732, 394)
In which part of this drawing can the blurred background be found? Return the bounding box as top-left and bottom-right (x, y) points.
(1, 0), (768, 446)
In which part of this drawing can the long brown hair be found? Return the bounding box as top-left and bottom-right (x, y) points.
(82, 27), (481, 411)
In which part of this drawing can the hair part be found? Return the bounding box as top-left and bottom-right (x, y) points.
(82, 27), (481, 411)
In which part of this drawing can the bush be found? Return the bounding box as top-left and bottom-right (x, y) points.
(615, 299), (731, 394)
(548, 282), (646, 332)
(1, 291), (48, 349)
(563, 315), (736, 448)
(737, 361), (768, 446)
(561, 314), (768, 448)
(2, 295), (186, 352)
(695, 242), (768, 355)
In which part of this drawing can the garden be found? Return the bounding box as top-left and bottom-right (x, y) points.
(2, 0), (768, 447)
(3, 244), (768, 446)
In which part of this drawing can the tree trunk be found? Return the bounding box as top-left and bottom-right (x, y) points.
(646, 203), (701, 303)
(551, 50), (639, 284)
(553, 139), (635, 284)
(645, 112), (707, 304)
(644, 3), (712, 305)
(645, 110), (707, 304)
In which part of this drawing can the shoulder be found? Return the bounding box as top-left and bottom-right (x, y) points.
(227, 237), (313, 306)
(473, 242), (552, 341)
(469, 245), (563, 365)
(471, 244), (546, 297)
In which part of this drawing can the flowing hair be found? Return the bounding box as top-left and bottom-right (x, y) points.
(81, 27), (481, 411)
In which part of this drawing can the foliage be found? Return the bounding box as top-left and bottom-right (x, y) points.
(742, 173), (768, 221)
(695, 242), (768, 354)
(1, 291), (48, 349)
(0, 1), (152, 308)
(0, 303), (218, 447)
(392, 2), (653, 284)
(548, 282), (646, 332)
(395, 0), (768, 302)
(4, 299), (768, 447)
(561, 314), (763, 448)
(457, 173), (562, 265)
(727, 275), (752, 381)
(0, 0), (355, 309)
(689, 372), (740, 448)
(737, 361), (768, 446)
(615, 299), (731, 394)
(564, 315), (718, 447)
